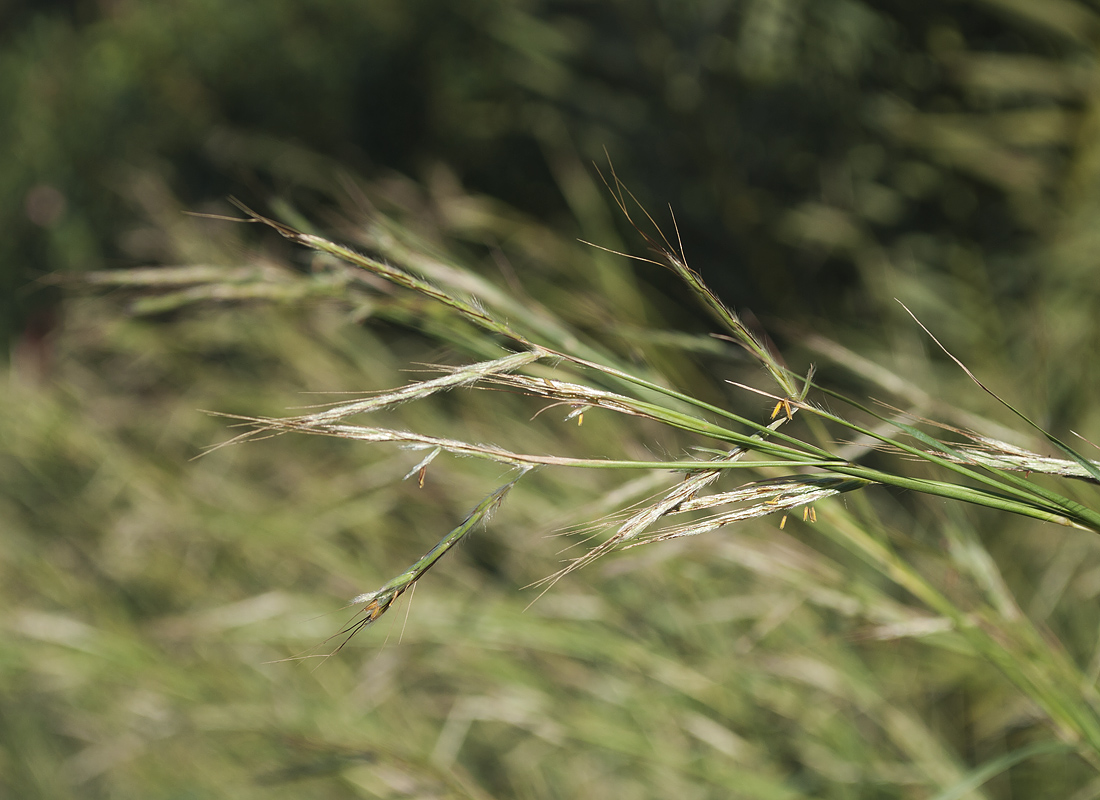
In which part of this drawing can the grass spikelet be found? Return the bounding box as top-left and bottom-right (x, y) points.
(332, 470), (528, 651)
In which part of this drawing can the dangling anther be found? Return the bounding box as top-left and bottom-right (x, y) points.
(771, 398), (794, 421)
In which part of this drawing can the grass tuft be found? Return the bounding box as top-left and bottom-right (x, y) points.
(64, 170), (1100, 795)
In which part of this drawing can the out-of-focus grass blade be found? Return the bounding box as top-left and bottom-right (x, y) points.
(929, 740), (1075, 800)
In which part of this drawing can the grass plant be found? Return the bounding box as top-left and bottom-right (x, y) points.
(9, 166), (1100, 798)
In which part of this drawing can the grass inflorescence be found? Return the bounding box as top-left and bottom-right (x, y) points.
(71, 171), (1100, 795)
(200, 188), (1100, 580)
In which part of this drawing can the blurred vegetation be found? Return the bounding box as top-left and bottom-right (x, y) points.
(5, 0), (1100, 797)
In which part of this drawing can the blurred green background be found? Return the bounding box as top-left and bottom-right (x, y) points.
(5, 0), (1100, 797)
